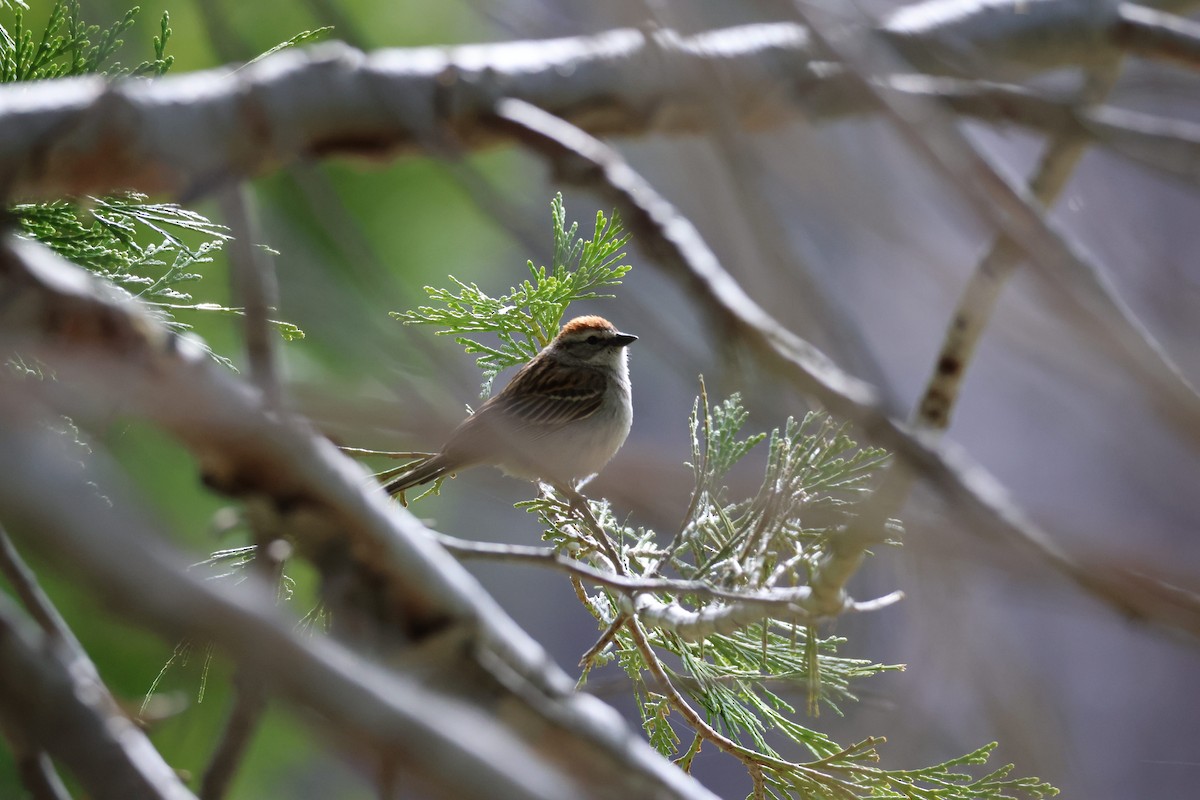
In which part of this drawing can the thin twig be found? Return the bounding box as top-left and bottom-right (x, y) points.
(199, 672), (266, 800)
(0, 523), (72, 641)
(558, 485), (627, 576)
(433, 531), (899, 617)
(578, 616), (626, 669)
(199, 543), (283, 800)
(915, 66), (1121, 431)
(219, 184), (281, 410)
(339, 446), (436, 459)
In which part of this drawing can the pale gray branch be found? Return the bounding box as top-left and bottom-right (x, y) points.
(0, 523), (73, 643)
(0, 235), (716, 800)
(914, 66), (1119, 430)
(490, 96), (1200, 640)
(883, 0), (1200, 76)
(436, 532), (903, 636)
(619, 591), (905, 643)
(0, 593), (197, 800)
(4, 4), (1200, 201)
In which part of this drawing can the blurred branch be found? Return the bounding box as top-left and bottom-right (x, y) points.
(882, 0), (1200, 75)
(1105, 3), (1200, 69)
(199, 670), (266, 800)
(916, 65), (1120, 430)
(7, 749), (69, 800)
(0, 525), (79, 800)
(0, 592), (197, 800)
(809, 6), (1200, 450)
(0, 520), (185, 798)
(6, 6), (1200, 200)
(0, 523), (72, 641)
(219, 184), (281, 408)
(0, 408), (583, 800)
(489, 96), (1200, 640)
(0, 235), (717, 800)
(199, 542), (284, 800)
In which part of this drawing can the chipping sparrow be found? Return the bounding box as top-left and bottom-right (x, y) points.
(385, 315), (636, 497)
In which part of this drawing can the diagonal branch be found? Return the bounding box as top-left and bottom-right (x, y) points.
(0, 525), (85, 800)
(0, 591), (197, 800)
(801, 4), (1200, 449)
(915, 65), (1121, 430)
(0, 235), (717, 800)
(490, 96), (1200, 640)
(0, 393), (661, 800)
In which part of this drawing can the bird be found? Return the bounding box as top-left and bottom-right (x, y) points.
(385, 315), (636, 499)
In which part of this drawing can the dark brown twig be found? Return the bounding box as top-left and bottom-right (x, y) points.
(199, 542), (284, 800)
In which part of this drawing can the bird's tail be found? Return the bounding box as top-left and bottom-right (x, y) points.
(383, 455), (453, 499)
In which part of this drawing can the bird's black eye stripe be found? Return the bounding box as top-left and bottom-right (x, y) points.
(586, 335), (600, 345)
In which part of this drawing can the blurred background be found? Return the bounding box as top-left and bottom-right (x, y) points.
(3, 0), (1200, 797)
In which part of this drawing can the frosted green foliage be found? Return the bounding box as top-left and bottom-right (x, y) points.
(392, 193), (631, 396)
(390, 181), (1058, 797)
(521, 384), (1056, 799)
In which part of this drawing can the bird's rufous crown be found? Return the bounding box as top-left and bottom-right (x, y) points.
(558, 315), (616, 336)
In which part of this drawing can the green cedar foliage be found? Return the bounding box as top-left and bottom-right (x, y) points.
(406, 196), (1059, 800)
(392, 192), (631, 396)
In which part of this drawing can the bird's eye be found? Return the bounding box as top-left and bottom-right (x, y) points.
(586, 335), (600, 345)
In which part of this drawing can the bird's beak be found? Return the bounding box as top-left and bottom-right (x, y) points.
(612, 332), (638, 347)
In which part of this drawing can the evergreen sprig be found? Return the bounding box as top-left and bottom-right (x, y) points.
(0, 0), (171, 80)
(397, 200), (1056, 798)
(392, 193), (631, 395)
(521, 385), (1055, 799)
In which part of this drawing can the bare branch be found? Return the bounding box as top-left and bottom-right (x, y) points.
(0, 398), (678, 800)
(436, 531), (902, 636)
(199, 672), (266, 800)
(0, 523), (73, 642)
(199, 545), (283, 800)
(883, 0), (1200, 76)
(9, 750), (70, 800)
(0, 236), (718, 799)
(1113, 3), (1200, 68)
(915, 64), (1120, 430)
(3, 5), (1200, 201)
(0, 593), (197, 800)
(489, 96), (1200, 639)
(218, 185), (282, 409)
(618, 590), (905, 642)
(0, 522), (138, 799)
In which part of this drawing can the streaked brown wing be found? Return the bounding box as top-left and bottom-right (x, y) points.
(492, 357), (606, 431)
